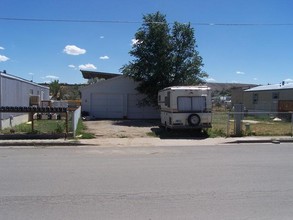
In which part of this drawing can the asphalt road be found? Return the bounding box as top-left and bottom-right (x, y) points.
(1, 143), (293, 220)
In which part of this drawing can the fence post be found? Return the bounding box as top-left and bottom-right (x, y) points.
(291, 113), (293, 137)
(227, 112), (230, 137)
(234, 104), (244, 137)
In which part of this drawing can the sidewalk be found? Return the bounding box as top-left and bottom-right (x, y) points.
(0, 136), (292, 147)
(78, 136), (293, 147)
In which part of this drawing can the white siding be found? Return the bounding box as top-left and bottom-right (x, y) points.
(80, 76), (159, 119)
(127, 94), (159, 119)
(0, 73), (50, 128)
(0, 75), (49, 107)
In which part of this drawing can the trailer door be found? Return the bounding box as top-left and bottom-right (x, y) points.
(178, 96), (206, 112)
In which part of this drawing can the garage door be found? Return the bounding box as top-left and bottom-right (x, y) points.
(127, 94), (159, 119)
(90, 93), (123, 119)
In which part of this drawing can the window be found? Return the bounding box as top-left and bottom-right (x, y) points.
(192, 96), (206, 111)
(30, 89), (34, 95)
(253, 93), (258, 104)
(165, 92), (171, 107)
(177, 96), (206, 112)
(178, 97), (192, 111)
(272, 92), (279, 100)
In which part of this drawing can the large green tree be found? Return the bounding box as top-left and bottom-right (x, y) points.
(121, 12), (208, 107)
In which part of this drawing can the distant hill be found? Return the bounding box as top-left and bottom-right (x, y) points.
(40, 81), (258, 100)
(206, 82), (257, 92)
(40, 83), (86, 100)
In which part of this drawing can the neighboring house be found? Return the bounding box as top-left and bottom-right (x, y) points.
(0, 70), (50, 129)
(231, 85), (256, 107)
(232, 82), (293, 112)
(80, 71), (159, 119)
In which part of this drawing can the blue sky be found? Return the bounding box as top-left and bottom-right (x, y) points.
(1, 0), (293, 85)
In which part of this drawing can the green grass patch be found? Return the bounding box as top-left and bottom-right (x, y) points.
(207, 128), (226, 138)
(1, 120), (66, 134)
(146, 131), (158, 137)
(75, 119), (95, 139)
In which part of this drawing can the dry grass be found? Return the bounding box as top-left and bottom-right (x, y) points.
(211, 112), (293, 137)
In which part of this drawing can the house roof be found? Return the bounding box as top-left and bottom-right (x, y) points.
(79, 75), (126, 92)
(245, 83), (293, 92)
(162, 86), (210, 91)
(0, 71), (49, 90)
(80, 70), (121, 80)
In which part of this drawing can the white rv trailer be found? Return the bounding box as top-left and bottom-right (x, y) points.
(158, 86), (212, 129)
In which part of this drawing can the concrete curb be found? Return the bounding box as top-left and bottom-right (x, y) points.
(0, 139), (82, 147)
(225, 137), (293, 144)
(0, 137), (292, 147)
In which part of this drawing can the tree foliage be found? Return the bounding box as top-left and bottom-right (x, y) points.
(87, 77), (104, 85)
(49, 80), (61, 100)
(121, 11), (208, 106)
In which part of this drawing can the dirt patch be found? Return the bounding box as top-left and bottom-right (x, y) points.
(83, 120), (161, 138)
(83, 119), (209, 140)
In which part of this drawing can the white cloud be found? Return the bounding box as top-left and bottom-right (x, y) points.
(206, 77), (216, 82)
(0, 55), (9, 62)
(45, 75), (59, 81)
(79, 63), (97, 70)
(68, 64), (76, 68)
(0, 46), (4, 50)
(99, 55), (109, 60)
(63, 45), (86, 55)
(100, 36), (105, 39)
(236, 71), (245, 75)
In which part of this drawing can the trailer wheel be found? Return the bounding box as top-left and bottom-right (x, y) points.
(188, 114), (201, 126)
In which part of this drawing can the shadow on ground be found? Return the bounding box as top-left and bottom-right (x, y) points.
(113, 119), (209, 139)
(151, 127), (209, 140)
(112, 119), (161, 127)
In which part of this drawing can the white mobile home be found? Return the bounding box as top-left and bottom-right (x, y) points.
(158, 86), (212, 129)
(0, 71), (50, 129)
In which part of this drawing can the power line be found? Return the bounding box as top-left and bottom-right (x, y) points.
(0, 17), (141, 24)
(1, 17), (293, 26)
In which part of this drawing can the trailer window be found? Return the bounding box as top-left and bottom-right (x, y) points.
(178, 96), (206, 112)
(178, 97), (192, 111)
(165, 92), (170, 107)
(192, 96), (206, 111)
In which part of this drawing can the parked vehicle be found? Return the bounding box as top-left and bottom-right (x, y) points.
(158, 86), (212, 130)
